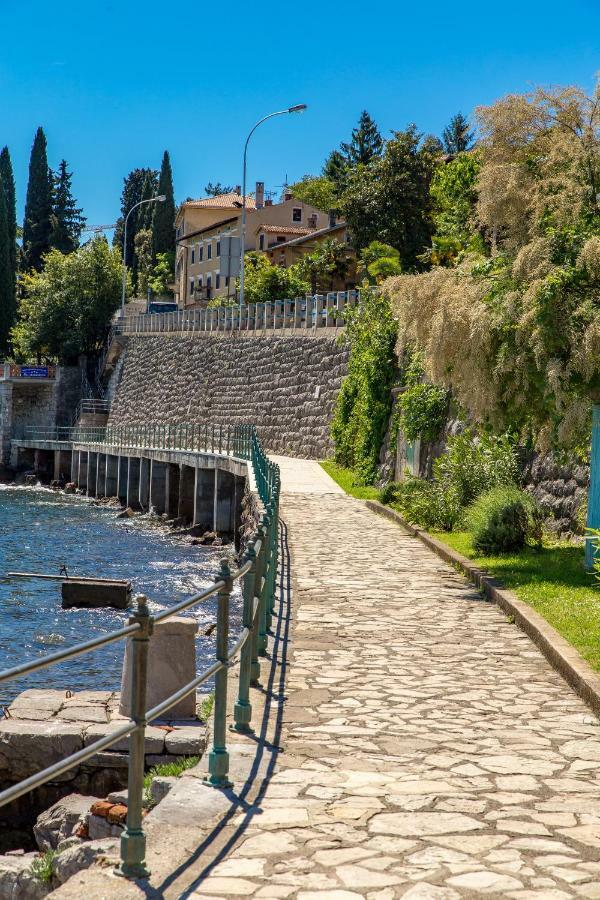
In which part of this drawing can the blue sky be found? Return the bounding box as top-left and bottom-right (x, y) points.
(1, 0), (599, 231)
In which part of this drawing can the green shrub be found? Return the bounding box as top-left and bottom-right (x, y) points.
(433, 429), (518, 508)
(388, 476), (462, 531)
(465, 486), (542, 554)
(31, 850), (57, 884)
(399, 383), (449, 442)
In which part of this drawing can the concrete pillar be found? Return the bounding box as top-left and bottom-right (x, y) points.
(53, 449), (72, 483)
(165, 463), (180, 518)
(214, 467), (236, 534)
(78, 451), (88, 490)
(96, 454), (107, 498)
(0, 382), (13, 466)
(117, 456), (128, 503)
(120, 617), (198, 719)
(70, 449), (78, 483)
(194, 467), (215, 530)
(149, 460), (167, 514)
(178, 465), (195, 523)
(126, 456), (141, 509)
(233, 474), (246, 549)
(139, 456), (150, 511)
(87, 452), (98, 497)
(106, 454), (119, 497)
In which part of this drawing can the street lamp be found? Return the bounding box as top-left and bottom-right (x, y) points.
(120, 195), (166, 316)
(239, 104), (307, 309)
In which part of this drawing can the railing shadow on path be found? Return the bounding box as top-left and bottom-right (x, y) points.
(142, 519), (292, 899)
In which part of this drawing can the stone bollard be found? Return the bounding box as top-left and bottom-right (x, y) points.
(120, 616), (198, 719)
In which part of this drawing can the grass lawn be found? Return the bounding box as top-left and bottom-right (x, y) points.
(432, 530), (600, 673)
(320, 460), (381, 500)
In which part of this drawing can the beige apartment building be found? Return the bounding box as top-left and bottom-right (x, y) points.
(174, 185), (329, 306)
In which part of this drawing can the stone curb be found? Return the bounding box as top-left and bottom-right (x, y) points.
(365, 499), (600, 719)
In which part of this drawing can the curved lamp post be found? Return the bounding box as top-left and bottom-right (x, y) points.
(121, 195), (166, 316)
(239, 104), (307, 310)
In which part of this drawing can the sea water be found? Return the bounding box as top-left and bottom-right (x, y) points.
(0, 484), (241, 704)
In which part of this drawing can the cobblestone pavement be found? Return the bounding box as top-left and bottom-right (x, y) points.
(190, 489), (600, 900)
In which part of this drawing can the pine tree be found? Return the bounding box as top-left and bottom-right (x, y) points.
(152, 150), (175, 260)
(442, 112), (474, 154)
(113, 168), (158, 268)
(322, 150), (348, 194)
(22, 127), (54, 271)
(204, 181), (234, 197)
(341, 111), (384, 166)
(0, 174), (15, 356)
(0, 148), (17, 290)
(50, 159), (86, 254)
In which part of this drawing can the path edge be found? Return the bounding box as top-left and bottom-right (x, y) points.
(366, 498), (600, 719)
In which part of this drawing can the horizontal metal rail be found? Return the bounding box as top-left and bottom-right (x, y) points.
(0, 422), (280, 880)
(115, 290), (358, 336)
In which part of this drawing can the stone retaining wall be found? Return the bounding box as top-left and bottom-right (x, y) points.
(523, 452), (588, 535)
(108, 333), (349, 458)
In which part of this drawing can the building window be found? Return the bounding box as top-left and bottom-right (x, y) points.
(208, 243), (212, 260)
(225, 275), (230, 287)
(216, 272), (221, 290)
(191, 248), (195, 264)
(216, 240), (221, 257)
(198, 274), (203, 288)
(259, 233), (265, 251)
(189, 278), (194, 294)
(199, 245), (204, 262)
(292, 207), (302, 223)
(276, 236), (286, 243)
(206, 274), (212, 291)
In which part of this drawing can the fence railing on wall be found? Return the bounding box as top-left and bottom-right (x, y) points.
(0, 423), (280, 879)
(114, 290), (359, 336)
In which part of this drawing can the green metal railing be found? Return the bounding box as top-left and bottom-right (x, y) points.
(0, 424), (280, 879)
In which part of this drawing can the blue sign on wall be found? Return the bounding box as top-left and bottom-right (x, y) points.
(20, 366), (49, 378)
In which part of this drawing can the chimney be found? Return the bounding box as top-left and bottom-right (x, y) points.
(265, 198), (273, 207)
(328, 209), (337, 229)
(255, 181), (264, 209)
(284, 191), (293, 202)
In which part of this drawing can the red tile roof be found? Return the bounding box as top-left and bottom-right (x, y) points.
(257, 224), (314, 235)
(183, 192), (256, 210)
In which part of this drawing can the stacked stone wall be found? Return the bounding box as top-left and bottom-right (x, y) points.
(108, 333), (349, 458)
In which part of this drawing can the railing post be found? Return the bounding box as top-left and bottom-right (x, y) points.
(233, 541), (256, 733)
(251, 524), (266, 684)
(205, 558), (233, 788)
(117, 595), (152, 880)
(257, 513), (270, 657)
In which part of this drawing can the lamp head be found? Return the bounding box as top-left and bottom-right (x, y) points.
(157, 194), (167, 202)
(288, 104), (307, 114)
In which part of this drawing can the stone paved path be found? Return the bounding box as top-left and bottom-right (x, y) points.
(190, 470), (600, 899)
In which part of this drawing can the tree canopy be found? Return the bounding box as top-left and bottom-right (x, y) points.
(152, 150), (175, 260)
(0, 172), (15, 356)
(289, 175), (337, 212)
(12, 236), (122, 363)
(50, 159), (85, 254)
(238, 253), (308, 303)
(22, 127), (53, 271)
(386, 80), (600, 450)
(442, 112), (475, 154)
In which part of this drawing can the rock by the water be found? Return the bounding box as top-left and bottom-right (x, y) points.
(34, 793), (98, 852)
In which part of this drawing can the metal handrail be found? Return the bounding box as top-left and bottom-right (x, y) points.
(0, 423), (280, 880)
(114, 289), (359, 336)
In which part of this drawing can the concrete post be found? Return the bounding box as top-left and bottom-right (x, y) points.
(106, 454), (119, 497)
(117, 456), (128, 504)
(120, 616), (198, 719)
(96, 453), (107, 498)
(194, 467), (215, 530)
(87, 452), (98, 497)
(127, 457), (141, 509)
(214, 467), (235, 534)
(70, 449), (78, 484)
(0, 382), (13, 466)
(138, 457), (150, 511)
(178, 465), (195, 523)
(233, 474), (246, 549)
(149, 460), (166, 514)
(165, 463), (180, 518)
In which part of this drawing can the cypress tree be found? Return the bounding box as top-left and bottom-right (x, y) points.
(22, 127), (54, 271)
(152, 150), (175, 260)
(113, 167), (157, 267)
(0, 148), (17, 289)
(50, 159), (86, 253)
(0, 175), (15, 356)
